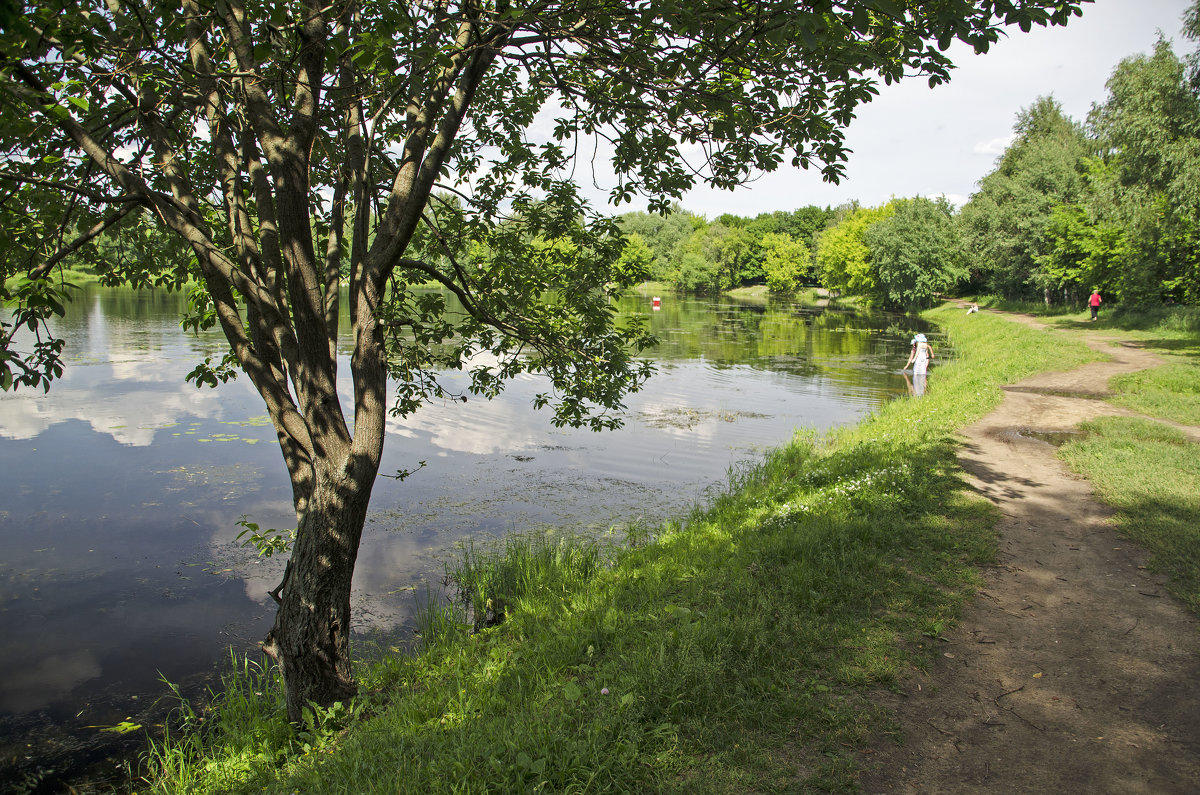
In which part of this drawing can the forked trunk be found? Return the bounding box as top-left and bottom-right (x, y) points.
(263, 456), (376, 722)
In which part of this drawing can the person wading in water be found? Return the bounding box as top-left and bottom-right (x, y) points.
(904, 333), (934, 396)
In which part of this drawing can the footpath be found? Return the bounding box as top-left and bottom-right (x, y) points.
(861, 313), (1200, 794)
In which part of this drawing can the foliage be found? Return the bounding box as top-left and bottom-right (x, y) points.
(1039, 200), (1126, 298)
(130, 306), (1103, 794)
(864, 196), (966, 310)
(1087, 37), (1200, 304)
(962, 3), (1200, 309)
(616, 205), (834, 294)
(614, 232), (654, 285)
(235, 518), (297, 559)
(958, 96), (1092, 300)
(760, 231), (811, 293)
(615, 208), (702, 283)
(815, 202), (896, 297)
(0, 0), (1090, 719)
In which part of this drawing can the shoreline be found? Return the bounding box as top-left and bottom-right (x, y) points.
(50, 302), (1200, 793)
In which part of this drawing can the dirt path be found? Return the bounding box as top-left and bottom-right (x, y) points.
(861, 313), (1200, 794)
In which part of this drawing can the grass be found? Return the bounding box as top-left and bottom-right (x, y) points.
(1109, 363), (1200, 425)
(1058, 416), (1200, 613)
(128, 306), (1113, 794)
(4, 266), (105, 290)
(725, 285), (823, 306)
(965, 293), (1084, 317)
(633, 281), (672, 295)
(960, 297), (1200, 610)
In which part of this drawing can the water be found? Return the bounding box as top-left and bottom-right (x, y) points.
(0, 285), (935, 788)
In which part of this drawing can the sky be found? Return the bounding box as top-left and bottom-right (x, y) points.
(647, 0), (1194, 218)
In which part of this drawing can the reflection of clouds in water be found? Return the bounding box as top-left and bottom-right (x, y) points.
(110, 356), (174, 383)
(330, 349), (552, 457)
(0, 650), (101, 713)
(347, 531), (441, 632)
(196, 497), (430, 633)
(0, 397), (53, 442)
(387, 389), (545, 456)
(194, 500), (295, 606)
(226, 529), (435, 634)
(240, 565), (283, 607)
(0, 364), (246, 446)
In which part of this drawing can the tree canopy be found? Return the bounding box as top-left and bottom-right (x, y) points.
(958, 14), (1200, 307)
(815, 202), (895, 296)
(1087, 37), (1200, 303)
(865, 196), (965, 310)
(957, 96), (1091, 300)
(1, 0), (1088, 720)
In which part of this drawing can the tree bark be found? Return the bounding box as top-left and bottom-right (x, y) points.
(262, 450), (378, 722)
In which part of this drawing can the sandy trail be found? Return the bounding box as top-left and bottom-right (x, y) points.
(861, 313), (1200, 794)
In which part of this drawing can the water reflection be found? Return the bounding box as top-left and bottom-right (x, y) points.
(0, 285), (938, 787)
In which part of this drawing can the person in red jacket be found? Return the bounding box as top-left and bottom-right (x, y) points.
(1089, 289), (1102, 321)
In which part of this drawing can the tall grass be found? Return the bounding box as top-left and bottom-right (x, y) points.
(132, 306), (1102, 794)
(446, 534), (610, 632)
(1106, 303), (1200, 334)
(1109, 363), (1200, 425)
(137, 652), (297, 794)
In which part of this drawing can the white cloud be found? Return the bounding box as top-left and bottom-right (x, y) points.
(925, 191), (971, 209)
(973, 135), (1017, 156)
(647, 0), (1194, 217)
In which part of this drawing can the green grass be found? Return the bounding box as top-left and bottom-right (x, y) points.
(725, 285), (823, 306)
(135, 652), (310, 794)
(633, 280), (672, 295)
(1109, 362), (1200, 425)
(129, 306), (1104, 794)
(4, 266), (104, 290)
(1058, 417), (1200, 613)
(965, 293), (1084, 317)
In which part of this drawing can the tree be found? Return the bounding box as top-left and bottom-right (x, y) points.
(864, 196), (966, 310)
(814, 202), (896, 296)
(1087, 36), (1200, 303)
(1039, 198), (1126, 302)
(0, 0), (1087, 721)
(616, 208), (698, 282)
(760, 232), (810, 293)
(958, 96), (1091, 300)
(616, 232), (655, 283)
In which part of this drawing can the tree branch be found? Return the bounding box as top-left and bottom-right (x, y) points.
(27, 201), (142, 280)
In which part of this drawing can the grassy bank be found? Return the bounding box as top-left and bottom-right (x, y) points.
(4, 266), (105, 290)
(132, 306), (1107, 794)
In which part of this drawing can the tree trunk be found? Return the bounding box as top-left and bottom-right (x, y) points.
(263, 454), (376, 723)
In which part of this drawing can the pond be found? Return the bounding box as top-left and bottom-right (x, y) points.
(0, 284), (937, 790)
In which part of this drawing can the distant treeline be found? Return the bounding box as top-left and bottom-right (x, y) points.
(621, 24), (1200, 312)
